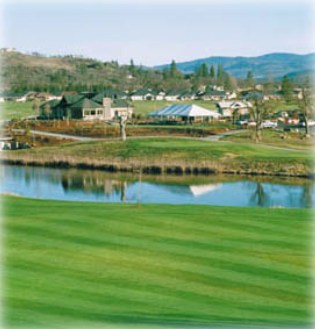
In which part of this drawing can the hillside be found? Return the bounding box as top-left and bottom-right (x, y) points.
(1, 50), (313, 93)
(154, 52), (315, 80)
(0, 51), (163, 93)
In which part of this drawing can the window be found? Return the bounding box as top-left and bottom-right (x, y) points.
(91, 110), (96, 115)
(97, 110), (103, 115)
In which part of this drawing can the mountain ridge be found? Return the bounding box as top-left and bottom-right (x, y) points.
(154, 52), (315, 80)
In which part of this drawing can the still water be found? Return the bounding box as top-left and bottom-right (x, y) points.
(1, 165), (313, 208)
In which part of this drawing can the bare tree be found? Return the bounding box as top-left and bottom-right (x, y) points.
(248, 94), (270, 143)
(32, 98), (40, 118)
(119, 114), (128, 141)
(298, 78), (314, 138)
(44, 102), (51, 119)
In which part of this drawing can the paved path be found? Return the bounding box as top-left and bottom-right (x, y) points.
(30, 130), (101, 141)
(201, 129), (248, 142)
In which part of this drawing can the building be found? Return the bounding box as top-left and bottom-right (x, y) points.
(129, 89), (155, 101)
(164, 91), (181, 101)
(149, 104), (221, 122)
(217, 101), (251, 117)
(40, 95), (133, 121)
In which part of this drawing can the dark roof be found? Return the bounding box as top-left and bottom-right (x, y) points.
(203, 90), (226, 96)
(63, 95), (84, 105)
(40, 99), (61, 109)
(112, 99), (131, 108)
(92, 90), (126, 103)
(130, 89), (153, 96)
(166, 90), (181, 96)
(70, 98), (101, 109)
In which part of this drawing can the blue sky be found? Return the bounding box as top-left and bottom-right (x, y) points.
(2, 0), (314, 65)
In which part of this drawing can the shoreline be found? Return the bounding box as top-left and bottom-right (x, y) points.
(2, 156), (312, 179)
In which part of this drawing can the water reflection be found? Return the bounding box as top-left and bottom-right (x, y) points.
(1, 165), (314, 208)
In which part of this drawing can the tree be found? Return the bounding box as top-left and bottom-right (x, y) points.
(281, 75), (293, 102)
(119, 114), (128, 141)
(210, 65), (215, 80)
(32, 98), (40, 117)
(298, 78), (314, 137)
(200, 63), (209, 78)
(44, 102), (51, 119)
(129, 59), (136, 75)
(246, 70), (255, 89)
(170, 60), (178, 79)
(216, 64), (224, 86)
(248, 94), (270, 142)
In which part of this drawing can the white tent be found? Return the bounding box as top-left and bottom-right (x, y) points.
(149, 104), (222, 119)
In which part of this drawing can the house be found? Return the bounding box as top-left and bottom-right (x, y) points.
(199, 90), (226, 101)
(164, 91), (181, 101)
(217, 101), (252, 117)
(153, 90), (166, 101)
(130, 89), (155, 101)
(149, 104), (221, 122)
(40, 95), (133, 121)
(178, 91), (196, 101)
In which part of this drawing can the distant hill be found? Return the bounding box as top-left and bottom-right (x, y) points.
(1, 50), (313, 93)
(154, 53), (315, 80)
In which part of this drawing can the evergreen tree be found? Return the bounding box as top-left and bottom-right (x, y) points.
(129, 59), (136, 75)
(200, 63), (209, 78)
(216, 64), (224, 85)
(246, 70), (255, 89)
(170, 60), (177, 79)
(281, 75), (293, 102)
(210, 65), (215, 79)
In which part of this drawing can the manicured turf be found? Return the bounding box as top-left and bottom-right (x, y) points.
(13, 137), (312, 163)
(3, 196), (313, 327)
(1, 101), (35, 120)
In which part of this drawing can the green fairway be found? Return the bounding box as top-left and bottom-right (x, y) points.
(3, 196), (313, 327)
(0, 101), (35, 120)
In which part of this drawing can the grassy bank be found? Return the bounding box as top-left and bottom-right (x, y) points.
(3, 196), (313, 328)
(221, 130), (313, 151)
(2, 138), (313, 177)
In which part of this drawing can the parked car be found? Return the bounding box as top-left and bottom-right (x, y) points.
(261, 121), (277, 128)
(235, 120), (248, 126)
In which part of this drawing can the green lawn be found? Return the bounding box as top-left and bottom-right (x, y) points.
(9, 137), (312, 163)
(3, 196), (312, 327)
(221, 129), (313, 151)
(1, 101), (35, 120)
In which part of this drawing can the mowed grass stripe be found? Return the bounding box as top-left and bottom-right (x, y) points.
(7, 223), (310, 283)
(7, 209), (309, 252)
(5, 199), (310, 239)
(7, 251), (310, 310)
(7, 238), (308, 297)
(4, 197), (312, 326)
(6, 268), (310, 324)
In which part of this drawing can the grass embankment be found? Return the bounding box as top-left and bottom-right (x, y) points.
(3, 196), (312, 327)
(222, 130), (313, 151)
(2, 138), (312, 177)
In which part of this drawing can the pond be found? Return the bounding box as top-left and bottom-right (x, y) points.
(1, 165), (313, 208)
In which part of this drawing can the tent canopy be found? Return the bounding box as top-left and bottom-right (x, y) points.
(149, 104), (221, 118)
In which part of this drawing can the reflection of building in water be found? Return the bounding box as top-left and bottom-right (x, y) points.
(61, 173), (130, 198)
(189, 184), (222, 196)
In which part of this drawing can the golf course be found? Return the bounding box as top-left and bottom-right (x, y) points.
(3, 196), (313, 328)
